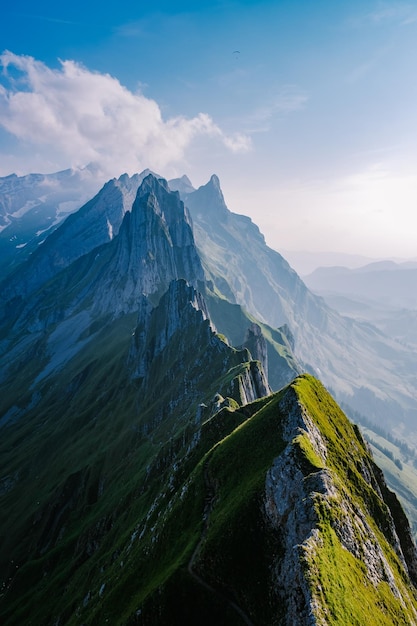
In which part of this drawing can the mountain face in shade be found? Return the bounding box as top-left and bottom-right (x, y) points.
(0, 170), (417, 625)
(0, 175), (208, 399)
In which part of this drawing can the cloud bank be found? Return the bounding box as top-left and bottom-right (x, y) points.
(0, 51), (250, 176)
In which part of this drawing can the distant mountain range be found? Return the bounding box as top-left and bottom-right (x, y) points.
(0, 165), (104, 281)
(282, 250), (417, 276)
(304, 261), (417, 308)
(304, 261), (417, 350)
(1, 170), (417, 624)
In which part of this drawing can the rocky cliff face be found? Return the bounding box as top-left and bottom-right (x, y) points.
(129, 279), (270, 420)
(243, 322), (268, 378)
(0, 174), (206, 386)
(264, 380), (417, 625)
(97, 174), (204, 314)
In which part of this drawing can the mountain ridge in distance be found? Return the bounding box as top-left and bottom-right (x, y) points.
(281, 249), (417, 276)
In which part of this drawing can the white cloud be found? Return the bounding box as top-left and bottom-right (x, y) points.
(0, 51), (250, 177)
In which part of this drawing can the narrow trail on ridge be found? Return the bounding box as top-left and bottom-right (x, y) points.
(187, 461), (255, 626)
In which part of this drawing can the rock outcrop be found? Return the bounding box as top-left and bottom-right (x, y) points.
(264, 378), (417, 625)
(243, 322), (268, 378)
(129, 278), (270, 410)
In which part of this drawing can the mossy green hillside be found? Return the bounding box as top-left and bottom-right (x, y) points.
(144, 375), (417, 625)
(205, 289), (301, 390)
(304, 521), (417, 626)
(293, 375), (417, 624)
(0, 288), (273, 624)
(2, 334), (417, 626)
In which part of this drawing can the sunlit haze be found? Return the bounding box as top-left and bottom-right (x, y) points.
(1, 1), (417, 258)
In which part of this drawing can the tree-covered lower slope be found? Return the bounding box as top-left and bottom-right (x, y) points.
(2, 371), (417, 625)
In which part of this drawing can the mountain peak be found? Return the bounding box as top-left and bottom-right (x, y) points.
(209, 173), (220, 189)
(93, 174), (204, 313)
(138, 172), (170, 195)
(168, 174), (195, 195)
(184, 173), (228, 222)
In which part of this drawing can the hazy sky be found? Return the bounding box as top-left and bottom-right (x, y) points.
(1, 1), (417, 258)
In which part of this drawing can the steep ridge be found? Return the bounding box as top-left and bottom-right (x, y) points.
(84, 375), (417, 626)
(3, 167), (416, 439)
(264, 377), (417, 624)
(3, 364), (416, 624)
(128, 278), (270, 413)
(182, 176), (417, 439)
(0, 174), (205, 400)
(0, 288), (269, 624)
(0, 174), (296, 420)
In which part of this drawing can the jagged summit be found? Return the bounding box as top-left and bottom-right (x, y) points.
(182, 173), (230, 222)
(104, 174), (204, 311)
(0, 176), (208, 365)
(168, 174), (195, 195)
(209, 173), (221, 188)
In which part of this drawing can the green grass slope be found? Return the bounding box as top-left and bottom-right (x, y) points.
(361, 426), (417, 539)
(1, 315), (416, 626)
(0, 285), (270, 625)
(97, 376), (417, 625)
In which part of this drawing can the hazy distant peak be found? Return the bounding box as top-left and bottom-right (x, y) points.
(168, 174), (195, 195)
(182, 173), (229, 223)
(209, 173), (220, 188)
(179, 174), (193, 187)
(200, 173), (224, 199)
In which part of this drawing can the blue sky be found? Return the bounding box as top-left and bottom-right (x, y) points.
(1, 1), (417, 258)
